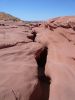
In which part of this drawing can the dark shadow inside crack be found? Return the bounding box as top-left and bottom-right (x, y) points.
(35, 47), (50, 83)
(30, 47), (50, 100)
(27, 31), (37, 42)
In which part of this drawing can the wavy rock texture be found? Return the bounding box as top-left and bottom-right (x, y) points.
(0, 16), (75, 100)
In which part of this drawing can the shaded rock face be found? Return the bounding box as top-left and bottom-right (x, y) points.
(0, 16), (75, 100)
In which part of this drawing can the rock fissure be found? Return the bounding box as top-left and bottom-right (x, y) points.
(27, 31), (37, 42)
(36, 46), (50, 98)
(35, 47), (50, 82)
(0, 41), (31, 49)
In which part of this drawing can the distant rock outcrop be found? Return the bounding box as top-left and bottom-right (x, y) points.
(0, 12), (20, 21)
(0, 14), (75, 100)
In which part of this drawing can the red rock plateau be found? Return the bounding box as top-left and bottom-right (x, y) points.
(0, 13), (75, 100)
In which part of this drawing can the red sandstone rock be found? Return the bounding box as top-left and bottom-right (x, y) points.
(0, 15), (75, 100)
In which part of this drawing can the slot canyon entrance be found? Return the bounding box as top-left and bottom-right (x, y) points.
(35, 47), (50, 83)
(30, 47), (50, 100)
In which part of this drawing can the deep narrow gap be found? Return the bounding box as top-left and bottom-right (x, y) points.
(27, 31), (37, 42)
(30, 47), (50, 100)
(35, 47), (50, 83)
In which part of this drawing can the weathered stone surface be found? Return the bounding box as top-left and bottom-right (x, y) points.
(33, 16), (75, 100)
(0, 16), (75, 100)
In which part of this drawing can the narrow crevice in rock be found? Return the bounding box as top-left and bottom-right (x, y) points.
(35, 47), (50, 83)
(0, 41), (29, 49)
(30, 46), (50, 100)
(27, 31), (37, 42)
(0, 44), (17, 49)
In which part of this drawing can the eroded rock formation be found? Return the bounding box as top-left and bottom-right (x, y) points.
(0, 15), (75, 100)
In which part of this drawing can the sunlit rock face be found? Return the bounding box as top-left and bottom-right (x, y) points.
(0, 14), (75, 100)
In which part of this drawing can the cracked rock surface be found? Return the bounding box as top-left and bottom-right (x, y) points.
(0, 16), (75, 100)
